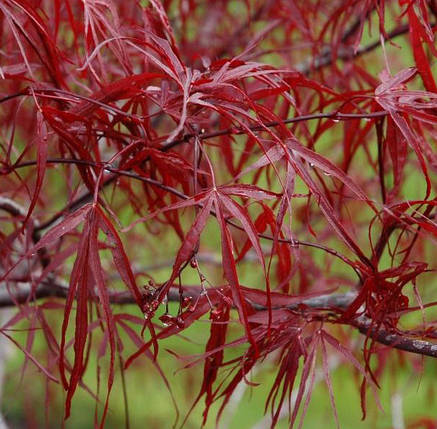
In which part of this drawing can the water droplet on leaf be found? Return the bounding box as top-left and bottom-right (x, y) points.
(159, 313), (175, 327)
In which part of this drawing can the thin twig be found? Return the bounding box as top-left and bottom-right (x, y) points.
(6, 107), (388, 238)
(10, 156), (362, 277)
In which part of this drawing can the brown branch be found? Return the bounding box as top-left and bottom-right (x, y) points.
(295, 22), (415, 74)
(7, 108), (389, 237)
(0, 197), (27, 218)
(10, 156), (363, 278)
(353, 316), (437, 359)
(160, 110), (389, 153)
(1, 280), (436, 358)
(0, 280), (69, 307)
(5, 181), (433, 358)
(247, 19), (434, 75)
(0, 197), (50, 268)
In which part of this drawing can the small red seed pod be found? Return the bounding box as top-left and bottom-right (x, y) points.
(159, 313), (175, 326)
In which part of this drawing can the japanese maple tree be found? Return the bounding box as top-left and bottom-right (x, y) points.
(0, 0), (436, 427)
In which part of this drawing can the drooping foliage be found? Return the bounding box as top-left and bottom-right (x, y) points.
(0, 0), (436, 427)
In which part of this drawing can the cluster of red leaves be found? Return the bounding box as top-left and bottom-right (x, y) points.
(0, 0), (436, 427)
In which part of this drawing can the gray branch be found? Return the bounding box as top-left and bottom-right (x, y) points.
(1, 279), (436, 359)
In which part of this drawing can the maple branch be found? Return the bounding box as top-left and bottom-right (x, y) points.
(251, 19), (435, 75)
(0, 280), (69, 306)
(295, 22), (415, 74)
(352, 316), (437, 359)
(5, 188), (432, 359)
(10, 157), (362, 278)
(0, 196), (48, 240)
(0, 279), (355, 309)
(160, 110), (389, 152)
(0, 197), (50, 268)
(0, 196), (27, 218)
(5, 108), (389, 237)
(1, 280), (436, 358)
